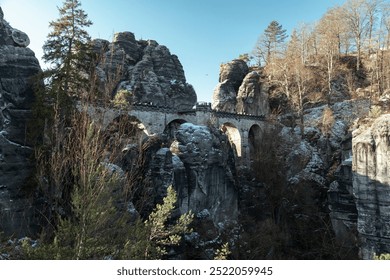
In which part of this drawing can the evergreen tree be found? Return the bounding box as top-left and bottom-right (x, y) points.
(254, 20), (288, 66)
(43, 0), (92, 98)
(34, 1), (93, 219)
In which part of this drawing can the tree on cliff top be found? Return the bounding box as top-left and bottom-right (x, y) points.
(43, 0), (92, 98)
(253, 20), (288, 66)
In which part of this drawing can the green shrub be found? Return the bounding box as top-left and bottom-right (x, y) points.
(374, 253), (390, 260)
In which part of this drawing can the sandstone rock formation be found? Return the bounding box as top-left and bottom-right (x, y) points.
(327, 133), (358, 247)
(171, 123), (238, 225)
(91, 32), (197, 111)
(212, 59), (248, 112)
(212, 80), (237, 112)
(126, 123), (238, 228)
(0, 7), (41, 236)
(212, 59), (269, 116)
(277, 99), (372, 256)
(236, 71), (270, 115)
(352, 114), (390, 259)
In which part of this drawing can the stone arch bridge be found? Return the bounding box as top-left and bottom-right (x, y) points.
(85, 103), (268, 163)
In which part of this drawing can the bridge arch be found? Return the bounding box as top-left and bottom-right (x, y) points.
(248, 124), (263, 164)
(221, 122), (242, 157)
(106, 114), (147, 138)
(94, 104), (267, 163)
(163, 118), (189, 142)
(104, 114), (148, 158)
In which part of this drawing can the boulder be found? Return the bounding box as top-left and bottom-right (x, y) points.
(0, 7), (30, 47)
(11, 29), (30, 47)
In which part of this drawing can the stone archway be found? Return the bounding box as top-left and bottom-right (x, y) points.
(221, 122), (242, 157)
(248, 124), (262, 164)
(163, 118), (188, 145)
(104, 114), (147, 157)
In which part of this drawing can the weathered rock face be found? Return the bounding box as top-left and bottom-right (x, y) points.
(236, 71), (270, 115)
(212, 59), (248, 112)
(212, 59), (269, 116)
(171, 123), (238, 225)
(219, 59), (249, 91)
(352, 114), (390, 259)
(279, 100), (371, 256)
(126, 123), (238, 228)
(327, 133), (358, 247)
(92, 32), (197, 111)
(0, 9), (30, 48)
(212, 80), (237, 112)
(0, 7), (41, 236)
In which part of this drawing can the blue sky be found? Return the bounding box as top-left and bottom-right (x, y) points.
(1, 0), (345, 102)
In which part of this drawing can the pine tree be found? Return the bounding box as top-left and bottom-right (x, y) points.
(123, 186), (194, 260)
(254, 20), (288, 66)
(34, 1), (93, 221)
(43, 0), (92, 98)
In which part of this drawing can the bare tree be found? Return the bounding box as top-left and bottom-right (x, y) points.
(365, 0), (383, 53)
(316, 7), (347, 102)
(342, 0), (372, 71)
(285, 29), (311, 137)
(382, 2), (390, 49)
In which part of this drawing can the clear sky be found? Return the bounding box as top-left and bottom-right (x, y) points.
(1, 0), (346, 102)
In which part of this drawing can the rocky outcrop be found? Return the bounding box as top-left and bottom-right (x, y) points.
(0, 9), (30, 47)
(219, 59), (249, 92)
(236, 71), (270, 115)
(278, 99), (372, 256)
(212, 59), (269, 116)
(0, 7), (41, 236)
(327, 133), (358, 247)
(212, 80), (237, 112)
(92, 32), (197, 111)
(171, 123), (238, 225)
(212, 59), (248, 112)
(127, 123), (238, 227)
(352, 114), (390, 259)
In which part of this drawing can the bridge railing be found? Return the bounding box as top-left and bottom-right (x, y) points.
(211, 110), (265, 121)
(130, 102), (266, 121)
(82, 101), (266, 121)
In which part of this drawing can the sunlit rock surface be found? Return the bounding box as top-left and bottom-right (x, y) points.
(212, 59), (269, 116)
(91, 32), (197, 111)
(236, 71), (269, 116)
(352, 114), (390, 259)
(212, 59), (248, 112)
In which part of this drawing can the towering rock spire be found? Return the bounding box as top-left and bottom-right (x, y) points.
(0, 6), (41, 236)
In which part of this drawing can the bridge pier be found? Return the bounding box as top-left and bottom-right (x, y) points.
(241, 130), (251, 166)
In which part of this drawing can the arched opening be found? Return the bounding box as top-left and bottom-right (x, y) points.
(221, 122), (241, 157)
(163, 119), (188, 145)
(248, 124), (262, 163)
(104, 115), (147, 162)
